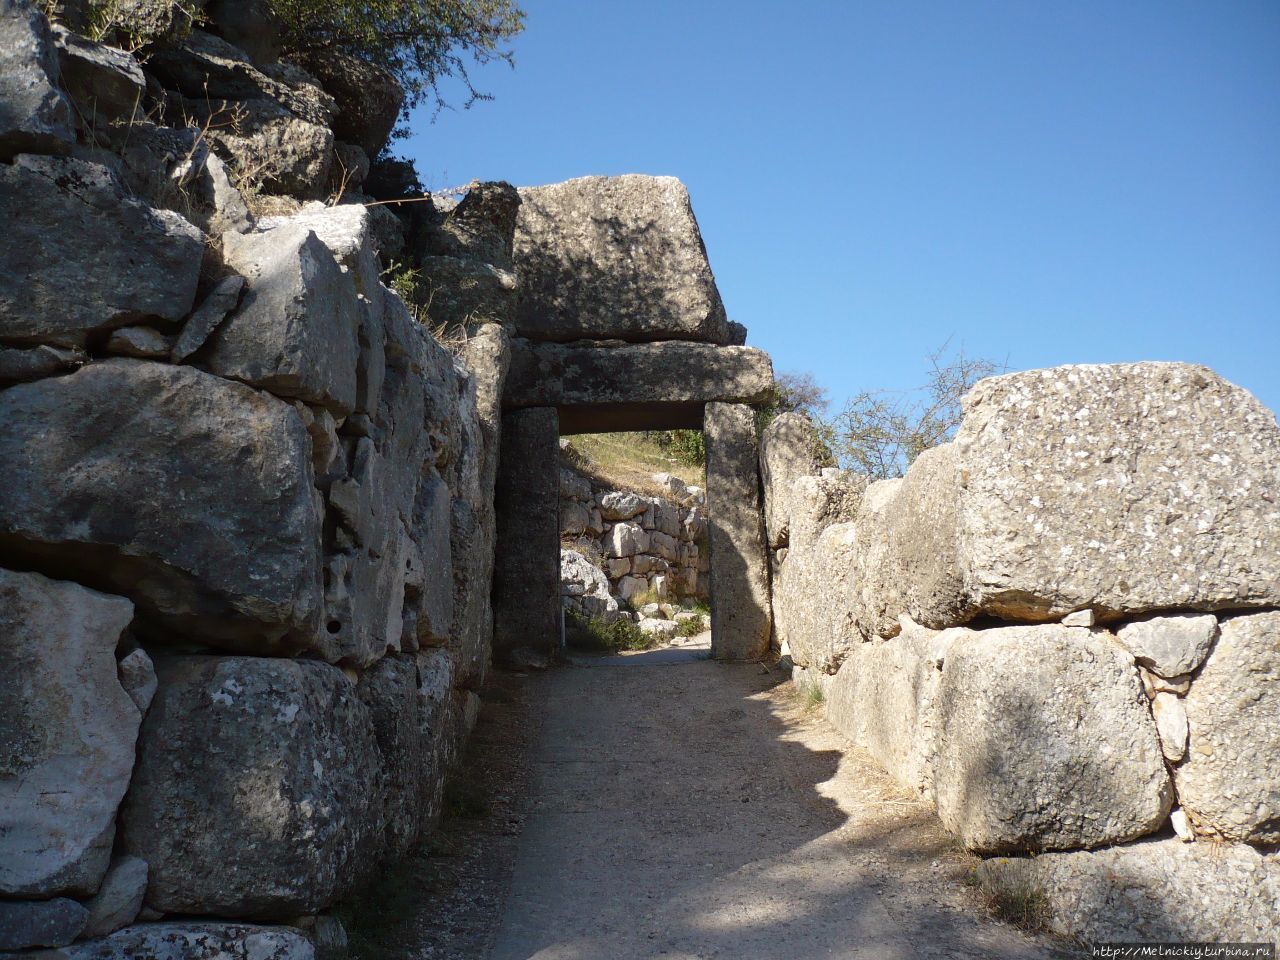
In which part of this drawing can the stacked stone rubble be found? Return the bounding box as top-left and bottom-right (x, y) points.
(0, 3), (513, 953)
(764, 362), (1280, 943)
(558, 462), (709, 608)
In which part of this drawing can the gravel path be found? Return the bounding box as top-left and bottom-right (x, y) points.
(488, 642), (1070, 960)
(348, 639), (1073, 959)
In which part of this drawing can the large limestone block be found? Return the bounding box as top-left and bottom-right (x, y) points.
(505, 339), (775, 414)
(772, 521), (859, 673)
(786, 471), (866, 551)
(955, 362), (1280, 620)
(1177, 611), (1280, 843)
(207, 222), (361, 415)
(827, 622), (957, 800)
(0, 898), (87, 950)
(0, 571), (137, 897)
(357, 654), (431, 860)
(884, 443), (970, 630)
(0, 156), (203, 347)
(934, 624), (1172, 853)
(976, 838), (1280, 944)
(0, 0), (74, 158)
(705, 402), (771, 661)
(514, 175), (729, 343)
(493, 408), (561, 658)
(759, 412), (829, 549)
(39, 923), (318, 958)
(850, 479), (905, 641)
(120, 656), (384, 919)
(0, 360), (324, 654)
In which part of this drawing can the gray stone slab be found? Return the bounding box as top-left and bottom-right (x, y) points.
(705, 402), (772, 661)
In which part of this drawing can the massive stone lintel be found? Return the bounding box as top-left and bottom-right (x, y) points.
(504, 338), (774, 412)
(493, 408), (562, 659)
(705, 402), (772, 661)
(514, 175), (730, 344)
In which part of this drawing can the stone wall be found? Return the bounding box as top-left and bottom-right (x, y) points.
(0, 2), (514, 954)
(558, 461), (709, 609)
(764, 363), (1280, 943)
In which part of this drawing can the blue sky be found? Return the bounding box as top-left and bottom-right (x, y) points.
(403, 1), (1280, 416)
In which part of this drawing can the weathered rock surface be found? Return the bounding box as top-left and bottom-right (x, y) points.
(295, 50), (402, 159)
(33, 922), (318, 958)
(827, 622), (954, 800)
(505, 339), (774, 412)
(785, 471), (866, 551)
(120, 656), (383, 919)
(1177, 611), (1280, 843)
(705, 402), (771, 660)
(0, 0), (74, 159)
(0, 570), (137, 898)
(773, 522), (859, 673)
(934, 624), (1172, 853)
(0, 343), (84, 383)
(884, 443), (971, 630)
(976, 838), (1280, 944)
(50, 24), (144, 125)
(850, 479), (905, 641)
(514, 175), (729, 343)
(560, 548), (618, 621)
(81, 856), (148, 938)
(954, 362), (1280, 621)
(759, 412), (829, 549)
(116, 648), (157, 713)
(0, 361), (324, 654)
(207, 221), (360, 415)
(171, 275), (245, 362)
(450, 323), (511, 686)
(0, 898), (87, 951)
(1115, 613), (1218, 678)
(0, 156), (203, 347)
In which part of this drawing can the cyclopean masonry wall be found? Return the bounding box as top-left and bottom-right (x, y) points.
(494, 173), (777, 662)
(0, 1), (519, 953)
(762, 364), (1280, 944)
(1, 1), (781, 948)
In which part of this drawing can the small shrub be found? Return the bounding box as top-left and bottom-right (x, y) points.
(564, 610), (653, 652)
(986, 881), (1048, 931)
(676, 618), (704, 638)
(798, 682), (825, 711)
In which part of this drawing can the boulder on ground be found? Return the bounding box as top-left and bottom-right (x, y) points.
(120, 656), (383, 919)
(976, 838), (1280, 945)
(0, 360), (325, 656)
(0, 569), (137, 898)
(934, 624), (1172, 853)
(1176, 611), (1280, 844)
(514, 175), (729, 344)
(0, 156), (203, 347)
(954, 362), (1280, 621)
(0, 0), (74, 159)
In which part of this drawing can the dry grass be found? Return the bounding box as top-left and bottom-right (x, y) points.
(562, 433), (704, 497)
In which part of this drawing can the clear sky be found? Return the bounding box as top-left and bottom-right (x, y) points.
(402, 1), (1280, 416)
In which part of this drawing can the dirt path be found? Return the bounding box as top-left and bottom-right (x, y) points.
(348, 641), (1074, 959)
